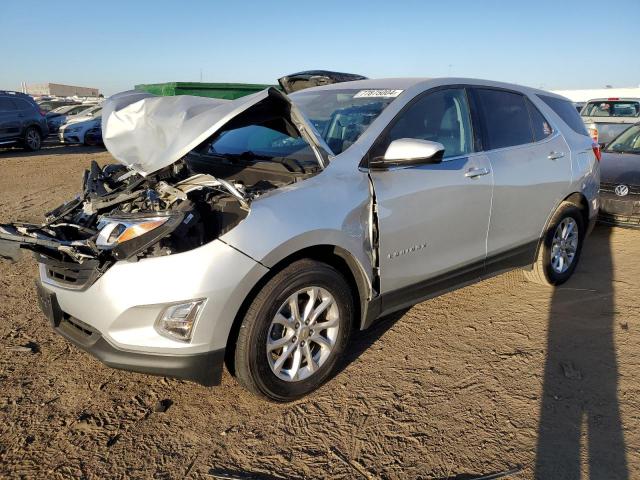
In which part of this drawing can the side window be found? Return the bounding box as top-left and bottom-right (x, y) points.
(538, 94), (590, 137)
(381, 88), (474, 159)
(14, 98), (35, 111)
(475, 88), (533, 149)
(0, 97), (15, 112)
(525, 98), (553, 141)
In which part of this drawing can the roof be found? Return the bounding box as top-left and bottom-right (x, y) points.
(0, 90), (31, 97)
(296, 77), (568, 100)
(304, 77), (429, 91)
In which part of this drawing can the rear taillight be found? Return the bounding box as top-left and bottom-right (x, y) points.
(592, 142), (601, 162)
(587, 124), (598, 144)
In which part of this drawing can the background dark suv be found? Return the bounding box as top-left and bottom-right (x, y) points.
(0, 91), (49, 151)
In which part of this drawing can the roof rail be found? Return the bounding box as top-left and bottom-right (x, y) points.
(0, 90), (31, 97)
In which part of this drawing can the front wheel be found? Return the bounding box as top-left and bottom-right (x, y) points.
(525, 202), (584, 286)
(234, 259), (353, 401)
(23, 127), (42, 151)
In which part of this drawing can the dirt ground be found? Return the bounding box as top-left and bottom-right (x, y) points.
(0, 145), (638, 480)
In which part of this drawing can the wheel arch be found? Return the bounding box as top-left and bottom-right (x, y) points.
(223, 244), (372, 375)
(534, 192), (590, 261)
(24, 122), (44, 138)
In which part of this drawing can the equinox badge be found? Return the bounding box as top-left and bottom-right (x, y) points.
(388, 242), (428, 260)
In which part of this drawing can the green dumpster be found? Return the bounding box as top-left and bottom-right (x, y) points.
(134, 82), (274, 100)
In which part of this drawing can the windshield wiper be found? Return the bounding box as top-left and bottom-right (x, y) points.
(608, 148), (640, 154)
(222, 151), (275, 161)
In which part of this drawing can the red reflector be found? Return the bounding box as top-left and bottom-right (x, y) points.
(592, 142), (601, 162)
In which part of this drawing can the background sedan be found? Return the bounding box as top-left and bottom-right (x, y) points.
(598, 122), (640, 228)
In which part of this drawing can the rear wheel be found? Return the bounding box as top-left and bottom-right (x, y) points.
(23, 127), (42, 151)
(234, 259), (353, 401)
(525, 202), (584, 286)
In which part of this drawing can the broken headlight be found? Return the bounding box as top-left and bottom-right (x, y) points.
(96, 212), (184, 260)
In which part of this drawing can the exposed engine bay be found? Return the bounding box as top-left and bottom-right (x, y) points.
(0, 157), (315, 269)
(0, 86), (331, 274)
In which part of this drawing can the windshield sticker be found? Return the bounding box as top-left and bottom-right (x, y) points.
(353, 89), (403, 98)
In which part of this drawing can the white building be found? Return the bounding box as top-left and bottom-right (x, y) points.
(24, 83), (100, 97)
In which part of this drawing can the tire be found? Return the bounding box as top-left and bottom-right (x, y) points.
(525, 201), (584, 286)
(234, 259), (353, 401)
(23, 127), (42, 151)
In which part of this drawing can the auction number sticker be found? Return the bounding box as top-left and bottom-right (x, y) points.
(353, 89), (404, 98)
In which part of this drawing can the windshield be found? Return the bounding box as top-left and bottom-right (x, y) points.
(78, 106), (102, 116)
(291, 88), (397, 154)
(189, 88), (397, 172)
(70, 104), (94, 115)
(605, 125), (640, 154)
(51, 105), (77, 114)
(582, 100), (640, 118)
(194, 120), (319, 172)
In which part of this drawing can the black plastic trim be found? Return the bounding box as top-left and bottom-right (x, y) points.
(362, 240), (538, 328)
(36, 282), (224, 386)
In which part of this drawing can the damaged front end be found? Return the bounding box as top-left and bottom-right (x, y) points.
(0, 159), (255, 285)
(1, 87), (332, 289)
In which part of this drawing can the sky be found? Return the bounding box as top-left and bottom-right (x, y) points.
(1, 0), (639, 96)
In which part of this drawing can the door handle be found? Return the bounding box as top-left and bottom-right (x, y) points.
(548, 151), (565, 160)
(465, 167), (490, 178)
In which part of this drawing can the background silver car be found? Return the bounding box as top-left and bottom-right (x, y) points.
(0, 78), (600, 401)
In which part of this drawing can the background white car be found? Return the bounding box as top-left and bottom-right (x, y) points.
(47, 104), (99, 133)
(58, 105), (102, 145)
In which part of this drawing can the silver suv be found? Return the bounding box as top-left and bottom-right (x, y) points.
(0, 78), (600, 401)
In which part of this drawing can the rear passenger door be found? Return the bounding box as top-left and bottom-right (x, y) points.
(472, 87), (571, 266)
(0, 97), (20, 142)
(13, 98), (36, 133)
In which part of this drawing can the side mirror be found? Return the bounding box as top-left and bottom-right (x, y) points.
(370, 138), (445, 170)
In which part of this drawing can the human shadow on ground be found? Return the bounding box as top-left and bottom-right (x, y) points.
(535, 225), (628, 479)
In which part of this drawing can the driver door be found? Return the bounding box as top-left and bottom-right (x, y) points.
(368, 87), (493, 308)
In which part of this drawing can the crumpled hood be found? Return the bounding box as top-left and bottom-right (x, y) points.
(102, 88), (332, 176)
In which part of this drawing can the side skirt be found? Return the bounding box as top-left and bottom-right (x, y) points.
(362, 239), (538, 329)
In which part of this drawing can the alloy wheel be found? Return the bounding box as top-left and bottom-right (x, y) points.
(26, 129), (40, 150)
(266, 286), (340, 382)
(550, 217), (579, 274)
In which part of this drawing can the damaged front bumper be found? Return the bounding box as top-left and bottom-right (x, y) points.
(23, 236), (269, 385)
(36, 281), (225, 385)
(0, 223), (98, 263)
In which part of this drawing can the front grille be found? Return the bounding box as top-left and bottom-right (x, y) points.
(38, 255), (100, 290)
(63, 315), (96, 337)
(599, 212), (640, 228)
(600, 182), (640, 195)
(56, 313), (101, 347)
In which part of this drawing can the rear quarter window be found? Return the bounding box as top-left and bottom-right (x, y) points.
(538, 94), (590, 137)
